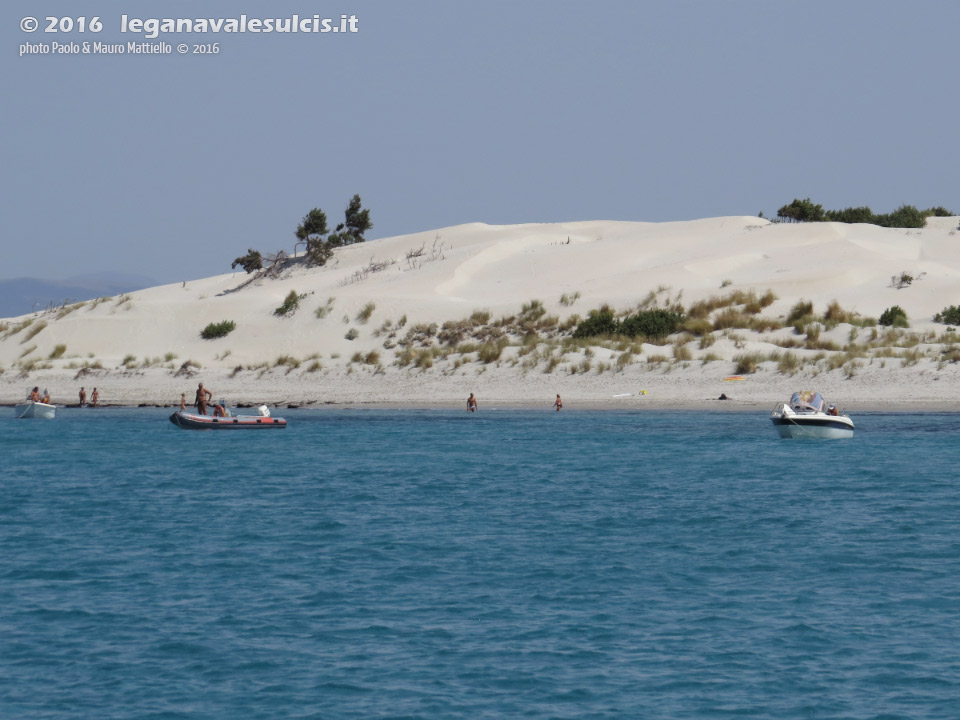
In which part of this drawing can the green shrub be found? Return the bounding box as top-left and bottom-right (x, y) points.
(891, 271), (914, 289)
(571, 306), (683, 340)
(777, 198), (826, 222)
(231, 249), (263, 273)
(618, 309), (682, 339)
(48, 344), (67, 360)
(572, 309), (618, 338)
(345, 328), (359, 340)
(934, 305), (960, 325)
(879, 305), (909, 328)
(780, 200), (951, 228)
(275, 290), (306, 317)
(201, 320), (236, 339)
(876, 205), (926, 229)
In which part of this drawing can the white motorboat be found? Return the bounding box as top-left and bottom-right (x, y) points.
(14, 401), (57, 419)
(771, 391), (853, 439)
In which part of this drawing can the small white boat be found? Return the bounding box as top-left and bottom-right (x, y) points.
(14, 401), (57, 419)
(771, 391), (853, 439)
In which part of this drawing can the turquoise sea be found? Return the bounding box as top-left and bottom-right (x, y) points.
(2, 408), (959, 719)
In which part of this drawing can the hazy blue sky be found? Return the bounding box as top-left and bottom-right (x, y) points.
(4, 1), (958, 284)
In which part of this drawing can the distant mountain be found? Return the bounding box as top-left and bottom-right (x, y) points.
(0, 273), (158, 318)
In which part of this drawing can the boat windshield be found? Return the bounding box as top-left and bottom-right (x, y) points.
(790, 391), (825, 413)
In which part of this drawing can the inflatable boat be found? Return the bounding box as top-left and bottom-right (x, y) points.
(169, 405), (286, 430)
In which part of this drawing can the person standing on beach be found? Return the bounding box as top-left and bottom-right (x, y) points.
(467, 393), (478, 412)
(195, 383), (212, 415)
(79, 387), (86, 407)
(91, 388), (99, 407)
(553, 394), (563, 412)
(180, 393), (187, 411)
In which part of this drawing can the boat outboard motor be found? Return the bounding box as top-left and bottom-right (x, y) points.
(258, 405), (271, 417)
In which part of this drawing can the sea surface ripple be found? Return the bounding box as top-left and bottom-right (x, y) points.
(2, 408), (959, 719)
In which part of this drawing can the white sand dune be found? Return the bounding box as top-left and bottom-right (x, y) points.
(3, 215), (960, 409)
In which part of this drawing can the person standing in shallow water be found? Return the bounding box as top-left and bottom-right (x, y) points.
(553, 394), (563, 412)
(91, 388), (99, 407)
(79, 387), (86, 407)
(467, 393), (478, 412)
(195, 383), (212, 415)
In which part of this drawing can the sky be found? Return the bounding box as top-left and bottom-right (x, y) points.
(3, 0), (959, 284)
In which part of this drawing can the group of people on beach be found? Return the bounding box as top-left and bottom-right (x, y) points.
(467, 392), (563, 412)
(30, 381), (567, 413)
(171, 385), (562, 416)
(26, 386), (98, 406)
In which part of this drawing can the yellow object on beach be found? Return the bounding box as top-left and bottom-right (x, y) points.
(723, 375), (744, 381)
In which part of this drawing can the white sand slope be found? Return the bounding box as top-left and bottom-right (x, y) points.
(3, 215), (960, 408)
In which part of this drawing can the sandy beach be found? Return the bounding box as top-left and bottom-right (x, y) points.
(3, 215), (960, 411)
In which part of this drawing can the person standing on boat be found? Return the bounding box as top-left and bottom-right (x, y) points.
(79, 387), (86, 407)
(467, 393), (478, 412)
(195, 383), (213, 415)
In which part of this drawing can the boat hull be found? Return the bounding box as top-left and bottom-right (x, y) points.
(169, 411), (287, 430)
(770, 414), (854, 439)
(14, 402), (56, 419)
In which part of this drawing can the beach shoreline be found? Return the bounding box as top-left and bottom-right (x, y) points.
(3, 363), (958, 413)
(4, 217), (960, 416)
